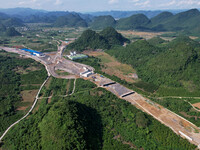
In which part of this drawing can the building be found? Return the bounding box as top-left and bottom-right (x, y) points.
(21, 48), (45, 57)
(67, 51), (88, 60)
(80, 70), (93, 77)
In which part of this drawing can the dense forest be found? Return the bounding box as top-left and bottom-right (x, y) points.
(53, 13), (88, 27)
(107, 36), (200, 95)
(0, 50), (47, 136)
(1, 78), (196, 149)
(90, 15), (116, 29)
(67, 27), (129, 51)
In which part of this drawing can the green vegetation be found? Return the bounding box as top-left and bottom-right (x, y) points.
(150, 12), (174, 27)
(89, 9), (200, 35)
(2, 78), (196, 149)
(75, 38), (200, 126)
(54, 14), (87, 27)
(105, 36), (200, 126)
(90, 15), (116, 29)
(1, 8), (200, 36)
(0, 24), (21, 37)
(116, 14), (150, 30)
(99, 27), (129, 46)
(147, 37), (166, 46)
(0, 50), (47, 136)
(0, 12), (24, 27)
(2, 18), (24, 27)
(39, 101), (87, 150)
(5, 27), (21, 36)
(107, 37), (200, 96)
(67, 27), (129, 51)
(151, 97), (200, 127)
(67, 29), (110, 51)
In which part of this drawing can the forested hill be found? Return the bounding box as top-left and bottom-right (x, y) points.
(107, 36), (200, 93)
(67, 27), (129, 51)
(88, 9), (200, 33)
(0, 24), (21, 36)
(53, 13), (88, 27)
(2, 78), (196, 149)
(149, 9), (200, 32)
(116, 14), (150, 30)
(0, 12), (24, 27)
(90, 15), (116, 29)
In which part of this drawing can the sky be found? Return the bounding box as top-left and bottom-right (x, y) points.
(0, 0), (199, 12)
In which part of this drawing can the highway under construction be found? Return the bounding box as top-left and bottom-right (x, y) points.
(0, 41), (200, 148)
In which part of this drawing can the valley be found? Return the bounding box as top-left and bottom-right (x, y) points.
(0, 6), (200, 150)
(0, 33), (200, 149)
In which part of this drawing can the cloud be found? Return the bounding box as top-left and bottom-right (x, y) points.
(18, 1), (26, 5)
(55, 0), (63, 5)
(135, 0), (150, 6)
(158, 0), (200, 9)
(129, 0), (140, 2)
(18, 0), (38, 5)
(108, 0), (119, 4)
(177, 0), (200, 6)
(159, 0), (176, 7)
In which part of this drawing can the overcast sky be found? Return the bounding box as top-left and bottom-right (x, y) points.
(0, 0), (199, 12)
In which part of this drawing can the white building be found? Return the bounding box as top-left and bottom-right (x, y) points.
(80, 70), (93, 77)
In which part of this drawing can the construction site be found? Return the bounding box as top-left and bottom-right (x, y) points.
(1, 41), (200, 148)
(88, 74), (200, 148)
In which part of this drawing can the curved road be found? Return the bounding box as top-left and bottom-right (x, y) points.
(184, 100), (200, 112)
(0, 76), (50, 141)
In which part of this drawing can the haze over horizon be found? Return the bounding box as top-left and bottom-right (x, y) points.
(0, 0), (199, 12)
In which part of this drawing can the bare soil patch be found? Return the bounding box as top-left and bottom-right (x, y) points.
(66, 80), (71, 95)
(180, 112), (200, 121)
(90, 90), (104, 96)
(47, 92), (53, 104)
(84, 51), (136, 83)
(17, 90), (38, 111)
(21, 90), (38, 102)
(189, 36), (198, 40)
(14, 66), (40, 74)
(118, 30), (169, 40)
(193, 103), (200, 109)
(17, 106), (28, 111)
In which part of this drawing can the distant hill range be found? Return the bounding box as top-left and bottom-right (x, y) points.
(0, 12), (24, 27)
(0, 8), (200, 34)
(87, 10), (184, 19)
(89, 9), (200, 34)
